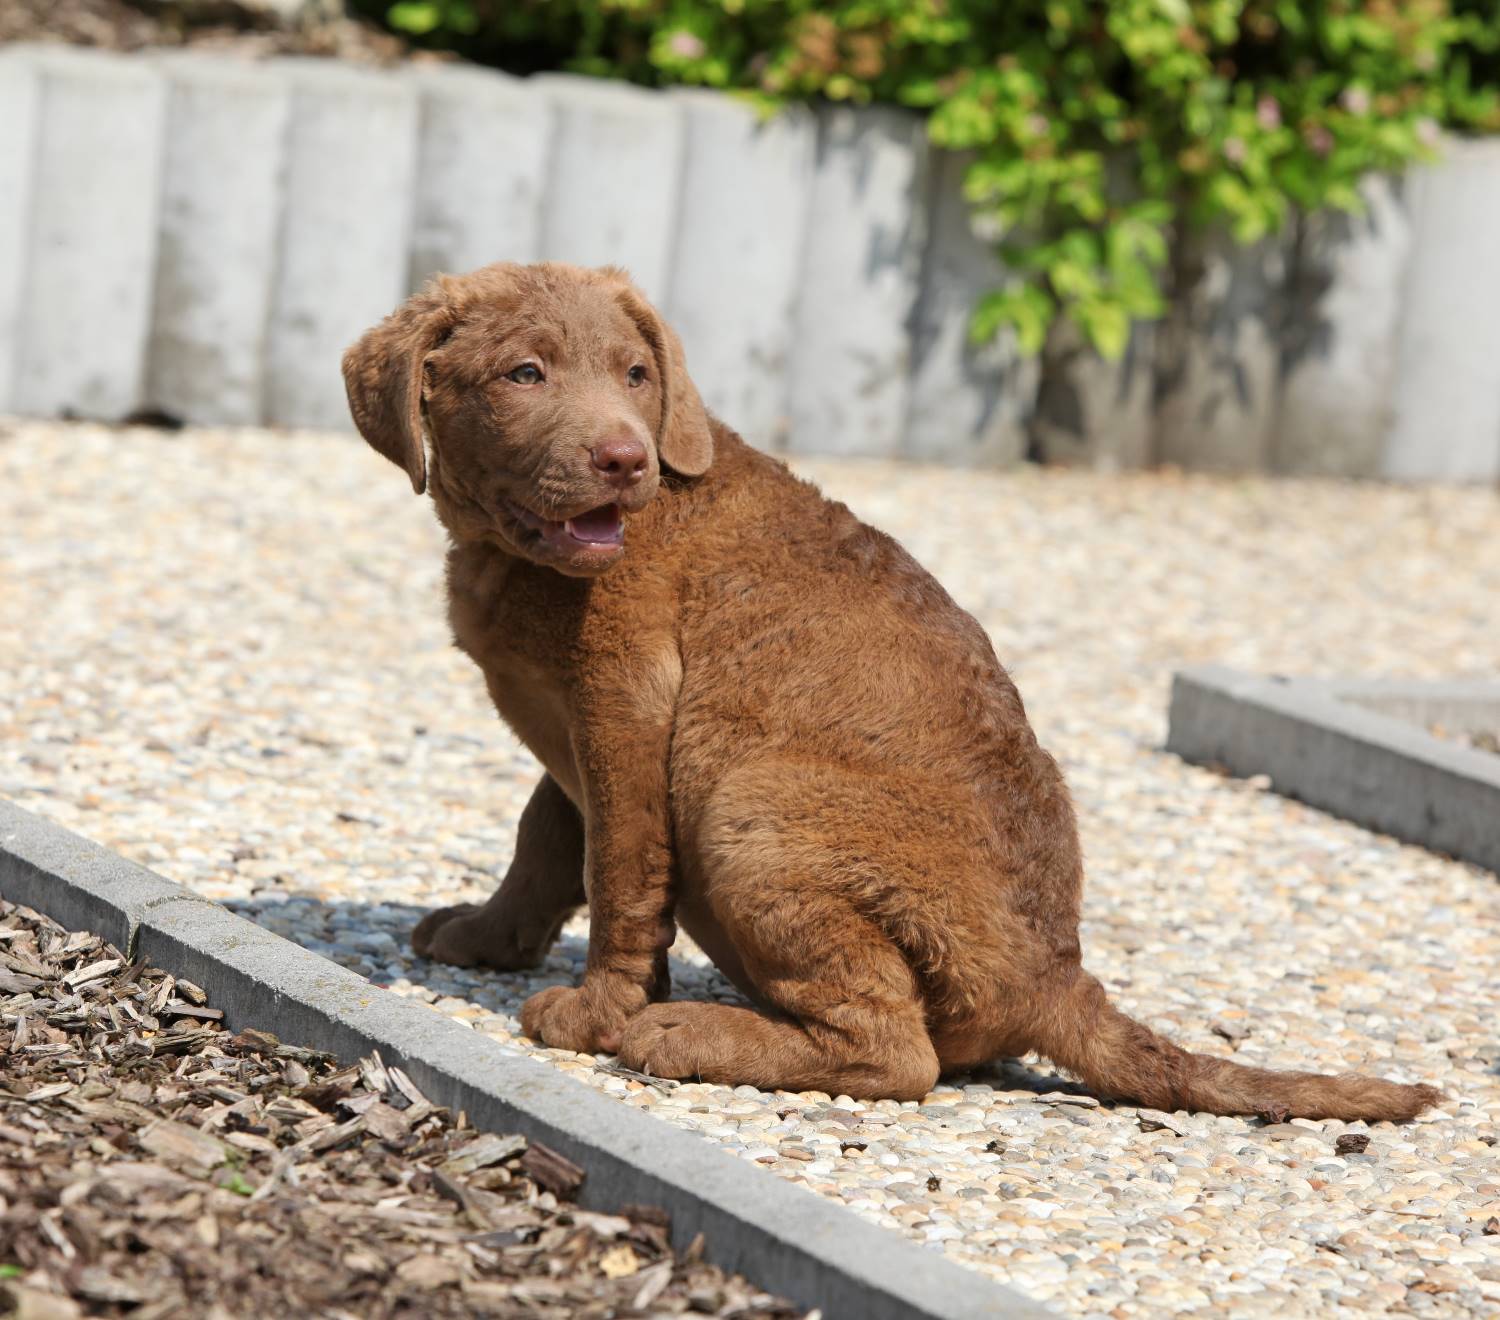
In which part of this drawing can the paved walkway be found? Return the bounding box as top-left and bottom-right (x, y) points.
(3, 419), (1497, 1317)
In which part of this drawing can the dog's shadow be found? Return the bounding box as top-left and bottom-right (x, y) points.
(224, 892), (1093, 1100)
(224, 893), (752, 1027)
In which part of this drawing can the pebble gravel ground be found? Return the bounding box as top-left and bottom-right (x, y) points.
(3, 419), (1498, 1318)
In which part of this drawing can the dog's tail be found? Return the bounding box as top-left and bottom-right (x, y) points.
(1030, 968), (1440, 1121)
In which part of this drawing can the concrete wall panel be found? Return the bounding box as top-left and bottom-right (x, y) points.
(1385, 138), (1500, 483)
(786, 106), (928, 458)
(13, 48), (166, 421)
(666, 91), (814, 449)
(408, 65), (551, 290)
(535, 75), (683, 303)
(146, 53), (290, 426)
(263, 60), (420, 430)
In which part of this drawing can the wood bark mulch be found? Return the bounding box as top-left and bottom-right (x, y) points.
(0, 899), (813, 1320)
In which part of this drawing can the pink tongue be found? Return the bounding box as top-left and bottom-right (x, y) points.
(566, 504), (622, 543)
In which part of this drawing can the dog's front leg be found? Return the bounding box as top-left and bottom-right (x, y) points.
(412, 773), (584, 969)
(519, 642), (680, 1056)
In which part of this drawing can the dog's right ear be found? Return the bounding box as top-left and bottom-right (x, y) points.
(342, 286), (455, 495)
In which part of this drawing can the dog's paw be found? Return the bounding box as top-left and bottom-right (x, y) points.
(411, 904), (546, 970)
(616, 1003), (714, 1081)
(519, 982), (641, 1055)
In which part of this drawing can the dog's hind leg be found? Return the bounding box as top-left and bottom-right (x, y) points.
(616, 871), (939, 1100)
(412, 773), (584, 969)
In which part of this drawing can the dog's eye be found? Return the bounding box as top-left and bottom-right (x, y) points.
(627, 364), (648, 388)
(506, 363), (544, 385)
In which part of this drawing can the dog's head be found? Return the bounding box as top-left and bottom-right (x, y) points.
(342, 262), (712, 577)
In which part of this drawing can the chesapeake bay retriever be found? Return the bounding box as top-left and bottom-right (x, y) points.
(342, 261), (1438, 1119)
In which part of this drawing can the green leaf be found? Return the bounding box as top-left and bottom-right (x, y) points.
(0, 1265), (24, 1279)
(1076, 299), (1131, 360)
(970, 285), (1055, 356)
(386, 1), (441, 35)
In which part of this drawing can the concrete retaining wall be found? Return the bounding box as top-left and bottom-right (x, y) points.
(0, 43), (1496, 480)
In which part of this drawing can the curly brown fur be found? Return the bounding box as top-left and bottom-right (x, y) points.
(343, 262), (1441, 1121)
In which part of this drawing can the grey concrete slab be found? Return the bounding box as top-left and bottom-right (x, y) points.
(1031, 319), (1155, 472)
(263, 59), (420, 430)
(905, 150), (1038, 468)
(1385, 137), (1500, 483)
(0, 795), (1048, 1320)
(146, 53), (290, 426)
(1154, 232), (1287, 473)
(1167, 666), (1500, 875)
(535, 75), (684, 303)
(786, 105), (929, 458)
(666, 91), (814, 451)
(0, 50), (40, 414)
(1274, 175), (1413, 477)
(11, 46), (166, 421)
(408, 64), (551, 289)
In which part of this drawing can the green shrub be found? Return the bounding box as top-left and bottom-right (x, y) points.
(359, 0), (1500, 359)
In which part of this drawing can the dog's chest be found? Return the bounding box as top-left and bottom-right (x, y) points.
(446, 552), (588, 803)
(483, 662), (581, 803)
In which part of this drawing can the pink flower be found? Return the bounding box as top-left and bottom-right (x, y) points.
(1340, 86), (1370, 116)
(668, 31), (706, 60)
(1305, 123), (1334, 156)
(1223, 136), (1247, 165)
(1256, 96), (1281, 131)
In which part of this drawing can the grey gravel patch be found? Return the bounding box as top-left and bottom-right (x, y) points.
(3, 420), (1500, 1315)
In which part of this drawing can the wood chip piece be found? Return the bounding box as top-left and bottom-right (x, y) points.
(1335, 1132), (1371, 1156)
(23, 1082), (74, 1102)
(598, 1244), (640, 1278)
(571, 1210), (633, 1239)
(394, 1253), (464, 1288)
(431, 1169), (493, 1230)
(520, 1142), (585, 1199)
(359, 1051), (392, 1095)
(1137, 1109), (1187, 1136)
(137, 1118), (230, 1177)
(175, 979), (207, 1005)
(161, 1002), (224, 1021)
(364, 1101), (411, 1143)
(6, 1284), (83, 1320)
(73, 1268), (148, 1305)
(440, 1132), (527, 1177)
(296, 1115), (366, 1153)
(631, 1259), (674, 1309)
(387, 1065), (429, 1108)
(62, 958), (122, 988)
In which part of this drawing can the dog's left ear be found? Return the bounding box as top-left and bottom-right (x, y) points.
(342, 283), (456, 495)
(607, 274), (713, 477)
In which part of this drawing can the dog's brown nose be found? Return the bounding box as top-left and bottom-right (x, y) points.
(590, 435), (649, 486)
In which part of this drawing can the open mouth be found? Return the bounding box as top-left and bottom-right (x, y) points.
(503, 498), (624, 558)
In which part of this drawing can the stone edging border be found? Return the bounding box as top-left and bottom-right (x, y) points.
(0, 795), (1048, 1320)
(1166, 665), (1500, 875)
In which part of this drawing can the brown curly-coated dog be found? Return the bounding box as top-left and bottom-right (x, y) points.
(342, 261), (1438, 1119)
